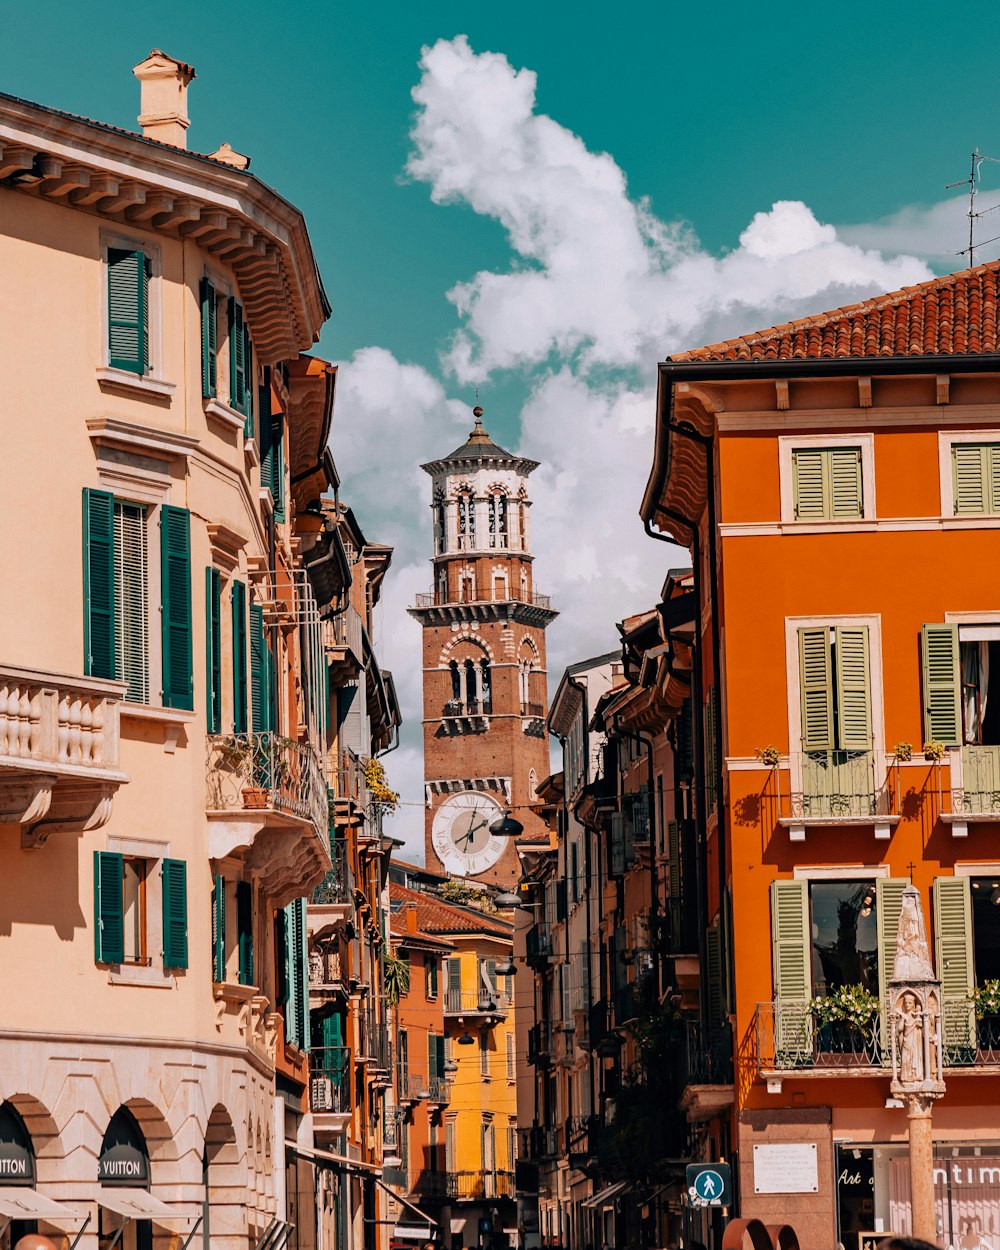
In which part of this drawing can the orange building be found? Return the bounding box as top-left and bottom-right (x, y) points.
(641, 262), (1000, 1250)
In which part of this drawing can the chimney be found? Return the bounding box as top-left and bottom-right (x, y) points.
(132, 49), (196, 148)
(405, 903), (418, 934)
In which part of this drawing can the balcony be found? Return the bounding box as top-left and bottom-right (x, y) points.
(441, 698), (491, 732)
(943, 745), (1000, 835)
(399, 1072), (429, 1105)
(553, 1024), (576, 1066)
(566, 1115), (594, 1165)
(206, 732), (330, 902)
(323, 605), (364, 683)
(411, 1171), (450, 1200)
(755, 1001), (883, 1075)
(409, 589), (558, 629)
(308, 944), (346, 997)
(520, 702), (545, 719)
(527, 1022), (553, 1068)
(309, 838), (355, 923)
(777, 750), (899, 842)
(449, 1170), (516, 1201)
(444, 988), (510, 1020)
(330, 749), (371, 829)
(309, 1046), (351, 1133)
(526, 1126), (558, 1161)
(0, 665), (128, 848)
(679, 1020), (735, 1122)
(427, 1076), (449, 1105)
(525, 924), (552, 967)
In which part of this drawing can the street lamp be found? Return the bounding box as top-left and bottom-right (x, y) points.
(489, 812), (524, 838)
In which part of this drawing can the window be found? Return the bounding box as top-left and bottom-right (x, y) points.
(969, 877), (1000, 982)
(206, 569), (222, 732)
(506, 1031), (516, 1081)
(507, 1124), (517, 1168)
(809, 880), (878, 998)
(792, 446), (863, 520)
(434, 492), (447, 554)
(114, 502), (149, 703)
(107, 247), (151, 375)
(798, 626), (871, 752)
(953, 443), (1000, 515)
(231, 581), (248, 733)
(479, 1031), (490, 1077)
(489, 493), (507, 547)
(94, 851), (187, 970)
(227, 298), (254, 431)
(458, 493), (476, 547)
(920, 623), (1000, 749)
(426, 956), (439, 1000)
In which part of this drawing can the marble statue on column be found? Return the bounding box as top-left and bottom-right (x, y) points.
(888, 883), (946, 1242)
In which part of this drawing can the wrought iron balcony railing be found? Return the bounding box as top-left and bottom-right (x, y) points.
(755, 1001), (883, 1072)
(309, 1046), (351, 1113)
(683, 1019), (735, 1085)
(414, 590), (552, 611)
(444, 988), (510, 1015)
(448, 1170), (516, 1200)
(311, 838), (353, 906)
(206, 731), (326, 836)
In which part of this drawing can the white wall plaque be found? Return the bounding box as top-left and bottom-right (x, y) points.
(753, 1142), (819, 1194)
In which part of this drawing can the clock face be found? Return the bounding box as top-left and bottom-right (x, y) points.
(431, 792), (506, 877)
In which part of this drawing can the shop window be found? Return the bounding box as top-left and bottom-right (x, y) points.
(809, 879), (878, 998)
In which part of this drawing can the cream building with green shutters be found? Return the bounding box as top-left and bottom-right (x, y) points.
(0, 50), (341, 1250)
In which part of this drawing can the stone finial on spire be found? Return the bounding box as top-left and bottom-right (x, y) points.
(468, 405), (490, 444)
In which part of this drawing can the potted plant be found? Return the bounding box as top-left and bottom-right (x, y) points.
(755, 745), (781, 768)
(217, 734), (270, 808)
(893, 741), (913, 763)
(383, 952), (411, 1005)
(811, 983), (880, 1060)
(923, 740), (947, 763)
(362, 757), (399, 813)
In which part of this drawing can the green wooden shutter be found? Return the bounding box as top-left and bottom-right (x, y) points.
(830, 447), (863, 518)
(249, 602), (268, 732)
(921, 623), (961, 747)
(83, 488), (117, 680)
(271, 414), (286, 521)
(953, 444), (988, 514)
(834, 626), (872, 749)
(799, 627), (834, 751)
(115, 503), (149, 703)
(933, 876), (974, 1055)
(160, 506), (193, 710)
(200, 277), (217, 398)
(212, 874), (226, 983)
(435, 1034), (446, 1080)
(876, 877), (908, 1050)
(989, 446), (1000, 513)
(793, 448), (826, 519)
(231, 580), (248, 733)
(705, 925), (723, 1044)
(237, 880), (254, 987)
(447, 957), (462, 1001)
(704, 688), (718, 812)
(284, 898), (309, 1050)
(229, 298), (246, 412)
(770, 879), (810, 1058)
(258, 368), (273, 464)
(205, 568), (222, 733)
(242, 325), (254, 435)
(94, 851), (124, 964)
(162, 858), (188, 969)
(108, 248), (148, 375)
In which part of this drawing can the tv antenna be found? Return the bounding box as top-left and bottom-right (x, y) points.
(946, 148), (1000, 266)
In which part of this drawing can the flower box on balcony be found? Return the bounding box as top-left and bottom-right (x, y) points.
(242, 786), (269, 809)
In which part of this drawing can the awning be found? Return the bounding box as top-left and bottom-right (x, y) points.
(0, 1189), (87, 1223)
(285, 1140), (382, 1176)
(375, 1178), (437, 1228)
(581, 1181), (629, 1210)
(99, 1189), (190, 1224)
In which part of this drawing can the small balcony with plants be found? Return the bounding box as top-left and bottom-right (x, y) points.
(756, 984), (884, 1075)
(760, 744), (902, 842)
(309, 1045), (352, 1134)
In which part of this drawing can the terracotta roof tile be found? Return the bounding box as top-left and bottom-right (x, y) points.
(672, 261), (1000, 364)
(388, 883), (512, 939)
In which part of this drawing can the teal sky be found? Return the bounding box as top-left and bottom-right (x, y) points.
(7, 1), (1000, 448)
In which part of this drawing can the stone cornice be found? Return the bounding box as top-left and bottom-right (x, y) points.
(0, 94), (327, 362)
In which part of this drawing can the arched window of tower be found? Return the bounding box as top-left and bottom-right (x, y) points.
(492, 567), (508, 601)
(489, 491), (508, 549)
(434, 489), (447, 555)
(480, 657), (492, 711)
(528, 768), (538, 801)
(449, 660), (461, 701)
(459, 570), (475, 603)
(519, 569), (528, 602)
(458, 491), (475, 550)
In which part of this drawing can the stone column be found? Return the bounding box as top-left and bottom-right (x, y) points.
(906, 1095), (936, 1241)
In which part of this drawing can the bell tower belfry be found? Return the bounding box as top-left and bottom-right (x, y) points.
(408, 407), (557, 885)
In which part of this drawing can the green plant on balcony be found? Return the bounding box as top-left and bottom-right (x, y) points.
(923, 740), (947, 762)
(893, 741), (913, 763)
(970, 979), (1000, 1019)
(754, 745), (780, 768)
(363, 756), (399, 812)
(438, 880), (496, 912)
(810, 983), (879, 1028)
(383, 952), (411, 1004)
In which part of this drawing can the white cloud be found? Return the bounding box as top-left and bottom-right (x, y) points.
(336, 36), (958, 863)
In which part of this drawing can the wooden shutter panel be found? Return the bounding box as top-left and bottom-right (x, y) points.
(212, 875), (226, 982)
(242, 325), (254, 435)
(200, 277), (217, 398)
(284, 898), (309, 1050)
(770, 879), (810, 1056)
(108, 248), (147, 374)
(876, 877), (908, 1050)
(160, 506), (193, 710)
(447, 957), (462, 1000)
(829, 447), (863, 518)
(799, 627), (834, 751)
(989, 445), (1000, 513)
(953, 444), (988, 514)
(921, 623), (961, 747)
(793, 448), (826, 519)
(83, 489), (117, 680)
(237, 879), (254, 987)
(115, 504), (149, 703)
(250, 602), (267, 732)
(94, 851), (124, 964)
(835, 626), (872, 749)
(933, 876), (974, 1054)
(271, 414), (286, 521)
(161, 858), (188, 969)
(229, 299), (246, 412)
(705, 925), (724, 1043)
(205, 568), (222, 733)
(232, 580), (248, 733)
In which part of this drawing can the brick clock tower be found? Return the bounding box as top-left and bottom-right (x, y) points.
(408, 407), (557, 886)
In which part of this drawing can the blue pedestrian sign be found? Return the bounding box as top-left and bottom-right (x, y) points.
(686, 1163), (732, 1208)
